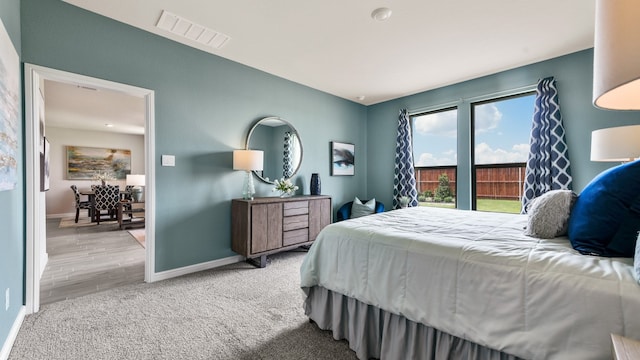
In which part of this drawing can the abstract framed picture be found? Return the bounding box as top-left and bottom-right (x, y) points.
(66, 146), (131, 180)
(41, 137), (50, 191)
(331, 141), (355, 176)
(0, 19), (20, 192)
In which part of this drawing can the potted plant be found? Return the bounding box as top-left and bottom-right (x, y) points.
(273, 178), (298, 197)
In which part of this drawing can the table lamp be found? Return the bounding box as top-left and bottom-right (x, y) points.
(593, 0), (640, 110)
(126, 174), (145, 202)
(233, 150), (264, 200)
(591, 125), (640, 162)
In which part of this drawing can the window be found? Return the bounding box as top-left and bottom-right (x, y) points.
(472, 93), (535, 213)
(411, 107), (458, 208)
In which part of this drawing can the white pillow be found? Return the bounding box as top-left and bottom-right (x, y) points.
(351, 197), (376, 219)
(524, 190), (577, 239)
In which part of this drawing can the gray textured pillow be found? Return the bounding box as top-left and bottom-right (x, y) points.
(524, 190), (577, 239)
(351, 197), (376, 219)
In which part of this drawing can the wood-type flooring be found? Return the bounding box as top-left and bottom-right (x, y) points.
(40, 217), (145, 305)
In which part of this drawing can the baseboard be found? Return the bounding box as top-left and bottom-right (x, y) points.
(149, 255), (245, 282)
(0, 306), (26, 360)
(46, 212), (75, 219)
(39, 252), (48, 279)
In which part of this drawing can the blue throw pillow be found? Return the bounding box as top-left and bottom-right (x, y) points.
(567, 159), (640, 257)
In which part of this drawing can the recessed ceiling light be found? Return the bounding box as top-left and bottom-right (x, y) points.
(357, 96), (366, 101)
(77, 85), (97, 91)
(105, 124), (114, 128)
(371, 8), (392, 21)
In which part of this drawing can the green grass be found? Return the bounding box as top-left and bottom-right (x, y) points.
(419, 201), (455, 208)
(419, 199), (522, 214)
(476, 199), (522, 214)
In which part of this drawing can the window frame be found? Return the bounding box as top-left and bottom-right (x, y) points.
(410, 106), (459, 208)
(470, 91), (536, 211)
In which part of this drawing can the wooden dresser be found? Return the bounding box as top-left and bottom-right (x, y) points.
(231, 195), (332, 267)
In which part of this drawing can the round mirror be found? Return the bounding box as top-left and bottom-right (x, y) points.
(246, 117), (303, 184)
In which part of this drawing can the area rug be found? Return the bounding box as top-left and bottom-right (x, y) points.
(128, 229), (146, 248)
(59, 217), (117, 228)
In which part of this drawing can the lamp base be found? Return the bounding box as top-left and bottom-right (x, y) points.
(131, 188), (143, 202)
(242, 171), (255, 200)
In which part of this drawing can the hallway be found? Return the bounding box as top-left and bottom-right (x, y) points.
(41, 218), (145, 305)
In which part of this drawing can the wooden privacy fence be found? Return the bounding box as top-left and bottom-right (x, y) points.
(415, 163), (526, 200)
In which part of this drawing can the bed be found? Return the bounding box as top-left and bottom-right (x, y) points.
(300, 206), (640, 360)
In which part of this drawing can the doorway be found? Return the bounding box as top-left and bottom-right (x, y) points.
(24, 64), (156, 314)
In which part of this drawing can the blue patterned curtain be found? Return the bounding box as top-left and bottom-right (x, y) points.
(521, 77), (572, 213)
(283, 132), (293, 178)
(394, 109), (419, 209)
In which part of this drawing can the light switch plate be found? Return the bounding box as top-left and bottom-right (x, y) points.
(161, 155), (175, 167)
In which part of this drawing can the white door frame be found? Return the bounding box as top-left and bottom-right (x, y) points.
(24, 64), (156, 314)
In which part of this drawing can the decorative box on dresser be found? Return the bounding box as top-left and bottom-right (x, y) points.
(231, 195), (332, 267)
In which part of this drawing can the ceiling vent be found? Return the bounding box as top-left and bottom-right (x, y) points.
(156, 10), (230, 49)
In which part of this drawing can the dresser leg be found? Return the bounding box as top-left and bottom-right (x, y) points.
(247, 255), (267, 268)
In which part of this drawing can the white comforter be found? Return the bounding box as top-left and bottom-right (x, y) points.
(300, 206), (640, 360)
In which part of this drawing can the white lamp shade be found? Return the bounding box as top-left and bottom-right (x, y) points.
(126, 174), (145, 186)
(591, 125), (640, 161)
(233, 150), (264, 171)
(593, 0), (640, 110)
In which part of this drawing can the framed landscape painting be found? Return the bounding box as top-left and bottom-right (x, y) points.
(66, 146), (131, 180)
(0, 19), (20, 192)
(331, 141), (355, 176)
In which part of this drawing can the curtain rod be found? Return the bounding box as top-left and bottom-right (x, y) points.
(408, 99), (462, 116)
(464, 83), (538, 103)
(408, 82), (538, 116)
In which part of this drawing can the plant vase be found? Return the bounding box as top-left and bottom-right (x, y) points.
(310, 173), (321, 195)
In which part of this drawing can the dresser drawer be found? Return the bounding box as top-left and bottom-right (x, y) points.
(283, 214), (308, 231)
(284, 201), (309, 216)
(283, 228), (309, 246)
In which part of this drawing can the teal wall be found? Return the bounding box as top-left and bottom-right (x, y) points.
(366, 49), (640, 210)
(0, 0), (22, 350)
(20, 0), (367, 272)
(6, 0), (640, 354)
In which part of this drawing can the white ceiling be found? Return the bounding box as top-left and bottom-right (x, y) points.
(61, 0), (596, 106)
(46, 1), (597, 134)
(44, 80), (146, 135)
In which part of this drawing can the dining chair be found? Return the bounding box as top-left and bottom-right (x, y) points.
(124, 185), (134, 200)
(122, 185), (134, 220)
(70, 185), (92, 223)
(93, 185), (120, 224)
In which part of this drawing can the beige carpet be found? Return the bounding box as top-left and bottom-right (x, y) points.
(59, 217), (117, 228)
(128, 229), (146, 248)
(9, 251), (356, 360)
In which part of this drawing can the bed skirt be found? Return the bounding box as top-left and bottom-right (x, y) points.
(303, 286), (522, 360)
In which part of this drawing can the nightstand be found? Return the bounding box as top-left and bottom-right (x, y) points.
(612, 334), (640, 360)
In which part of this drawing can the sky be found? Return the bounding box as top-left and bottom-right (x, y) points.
(412, 94), (535, 166)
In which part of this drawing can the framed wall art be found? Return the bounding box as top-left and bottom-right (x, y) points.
(331, 141), (355, 176)
(66, 146), (131, 180)
(0, 19), (20, 192)
(41, 137), (50, 191)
